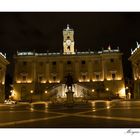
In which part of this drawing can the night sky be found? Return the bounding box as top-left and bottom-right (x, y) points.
(0, 12), (140, 79)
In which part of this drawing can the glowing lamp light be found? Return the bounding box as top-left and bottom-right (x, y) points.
(41, 80), (46, 83)
(45, 90), (47, 94)
(107, 78), (111, 81)
(2, 81), (4, 85)
(49, 81), (52, 83)
(92, 79), (96, 82)
(17, 81), (21, 83)
(30, 90), (33, 93)
(78, 80), (82, 82)
(11, 92), (15, 97)
(107, 106), (110, 109)
(126, 86), (128, 90)
(106, 88), (109, 91)
(134, 78), (137, 80)
(27, 80), (32, 83)
(92, 89), (95, 92)
(108, 46), (111, 50)
(117, 77), (121, 80)
(119, 87), (125, 97)
(86, 79), (90, 82)
(57, 80), (60, 83)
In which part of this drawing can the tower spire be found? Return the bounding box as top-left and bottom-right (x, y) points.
(66, 24), (70, 30)
(108, 44), (111, 51)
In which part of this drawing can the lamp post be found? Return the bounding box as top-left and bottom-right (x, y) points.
(30, 90), (33, 103)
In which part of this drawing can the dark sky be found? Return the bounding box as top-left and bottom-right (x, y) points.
(0, 12), (140, 78)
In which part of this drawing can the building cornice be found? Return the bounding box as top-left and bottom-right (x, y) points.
(0, 53), (9, 65)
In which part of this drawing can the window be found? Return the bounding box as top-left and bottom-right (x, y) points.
(96, 74), (100, 80)
(112, 73), (116, 79)
(38, 76), (43, 82)
(67, 61), (71, 64)
(52, 61), (56, 65)
(67, 46), (70, 50)
(53, 76), (56, 81)
(110, 59), (114, 63)
(23, 61), (27, 66)
(22, 76), (26, 81)
(39, 62), (43, 66)
(82, 75), (86, 80)
(81, 60), (86, 64)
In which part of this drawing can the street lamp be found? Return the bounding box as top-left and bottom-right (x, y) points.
(30, 90), (33, 103)
(92, 89), (95, 92)
(106, 88), (109, 91)
(30, 90), (33, 94)
(126, 86), (129, 90)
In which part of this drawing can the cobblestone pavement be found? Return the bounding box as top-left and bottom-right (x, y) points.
(0, 100), (140, 128)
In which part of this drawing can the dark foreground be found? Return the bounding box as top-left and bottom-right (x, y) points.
(0, 100), (140, 128)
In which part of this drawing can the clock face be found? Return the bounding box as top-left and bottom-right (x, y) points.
(66, 39), (71, 46)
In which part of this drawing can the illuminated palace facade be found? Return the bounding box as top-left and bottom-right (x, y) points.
(129, 42), (140, 99)
(0, 53), (9, 102)
(13, 25), (125, 101)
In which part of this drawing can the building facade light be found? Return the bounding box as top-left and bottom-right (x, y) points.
(17, 81), (21, 83)
(57, 80), (60, 83)
(27, 80), (32, 83)
(107, 78), (111, 81)
(11, 92), (15, 97)
(1, 81), (4, 85)
(12, 25), (125, 101)
(117, 77), (122, 80)
(41, 80), (46, 83)
(119, 87), (125, 97)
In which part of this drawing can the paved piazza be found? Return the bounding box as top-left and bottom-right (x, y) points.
(0, 100), (140, 128)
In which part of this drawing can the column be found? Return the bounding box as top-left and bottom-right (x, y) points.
(58, 61), (63, 82)
(75, 60), (80, 81)
(101, 57), (105, 80)
(88, 60), (92, 80)
(103, 57), (107, 80)
(46, 61), (50, 82)
(32, 58), (36, 82)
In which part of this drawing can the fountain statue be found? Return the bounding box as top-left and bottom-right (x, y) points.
(65, 73), (75, 105)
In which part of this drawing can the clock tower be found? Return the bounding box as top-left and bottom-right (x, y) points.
(63, 24), (75, 54)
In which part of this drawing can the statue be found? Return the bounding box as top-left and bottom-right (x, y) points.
(65, 73), (74, 92)
(64, 73), (75, 105)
